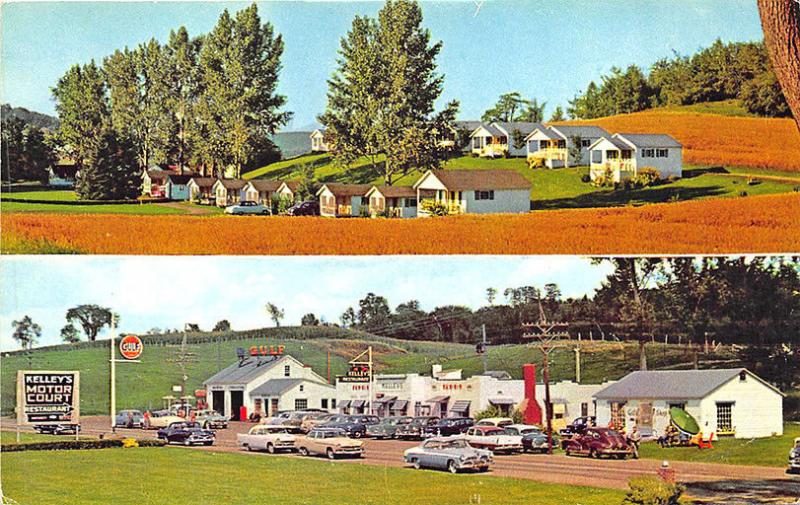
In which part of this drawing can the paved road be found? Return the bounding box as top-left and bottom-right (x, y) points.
(5, 416), (798, 503)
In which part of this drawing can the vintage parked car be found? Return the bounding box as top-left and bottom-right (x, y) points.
(286, 201), (319, 216)
(146, 411), (185, 429)
(788, 437), (800, 475)
(423, 417), (474, 437)
(475, 417), (514, 428)
(404, 437), (493, 474)
(462, 426), (523, 454)
(503, 424), (555, 453)
(237, 425), (296, 453)
(157, 421), (215, 446)
(296, 428), (364, 459)
(224, 201), (269, 215)
(321, 415), (371, 438)
(300, 413), (334, 433)
(563, 427), (633, 459)
(194, 409), (228, 430)
(367, 416), (413, 439)
(559, 416), (596, 437)
(114, 410), (145, 428)
(395, 416), (440, 440)
(34, 424), (80, 435)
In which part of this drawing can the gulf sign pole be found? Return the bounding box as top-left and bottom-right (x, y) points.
(109, 317), (143, 433)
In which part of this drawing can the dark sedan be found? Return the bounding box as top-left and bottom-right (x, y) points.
(563, 427), (633, 459)
(287, 201), (319, 216)
(395, 416), (440, 440)
(423, 417), (474, 437)
(34, 424), (80, 435)
(157, 421), (215, 446)
(366, 416), (413, 439)
(320, 415), (369, 438)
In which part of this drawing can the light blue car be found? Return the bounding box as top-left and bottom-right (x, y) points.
(115, 409), (145, 428)
(403, 437), (493, 474)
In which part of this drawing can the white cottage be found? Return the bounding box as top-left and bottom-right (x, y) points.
(594, 368), (783, 439)
(316, 183), (370, 217)
(204, 354), (336, 421)
(310, 128), (329, 152)
(164, 174), (193, 201)
(413, 169), (531, 216)
(589, 133), (683, 182)
(526, 125), (610, 168)
(187, 177), (216, 204)
(211, 179), (247, 207)
(469, 122), (541, 158)
(365, 185), (418, 218)
(243, 180), (282, 206)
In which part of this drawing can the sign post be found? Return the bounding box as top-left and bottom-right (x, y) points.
(109, 319), (142, 433)
(17, 370), (80, 440)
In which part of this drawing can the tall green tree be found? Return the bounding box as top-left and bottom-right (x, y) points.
(265, 302), (285, 327)
(11, 316), (41, 350)
(66, 305), (115, 341)
(1, 117), (52, 183)
(74, 128), (139, 200)
(482, 92), (545, 123)
(164, 27), (203, 173)
(60, 323), (81, 344)
(321, 0), (457, 185)
(195, 4), (289, 178)
(549, 106), (566, 122)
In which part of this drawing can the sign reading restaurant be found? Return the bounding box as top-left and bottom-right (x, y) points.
(16, 370), (80, 426)
(338, 364), (371, 383)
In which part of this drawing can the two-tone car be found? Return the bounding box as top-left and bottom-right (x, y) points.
(296, 428), (364, 459)
(788, 437), (800, 475)
(423, 417), (474, 438)
(194, 409), (228, 430)
(224, 201), (269, 215)
(503, 424), (556, 453)
(404, 437), (493, 474)
(475, 417), (514, 429)
(395, 416), (440, 440)
(145, 411), (185, 429)
(300, 413), (334, 433)
(157, 421), (215, 446)
(462, 426), (523, 454)
(366, 416), (413, 439)
(114, 409), (145, 429)
(563, 427), (633, 459)
(237, 425), (296, 453)
(320, 415), (375, 438)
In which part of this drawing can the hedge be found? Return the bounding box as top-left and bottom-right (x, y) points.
(1, 197), (169, 205)
(1, 438), (166, 452)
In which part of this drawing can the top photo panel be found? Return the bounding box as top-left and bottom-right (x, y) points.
(2, 0), (799, 255)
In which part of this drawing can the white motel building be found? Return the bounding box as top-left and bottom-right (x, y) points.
(204, 353), (336, 421)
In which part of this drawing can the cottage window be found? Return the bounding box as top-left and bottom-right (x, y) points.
(558, 140), (567, 149)
(299, 385), (304, 392)
(581, 139), (592, 148)
(668, 402), (686, 411)
(716, 402), (733, 433)
(405, 198), (417, 208)
(610, 401), (626, 430)
(474, 190), (494, 201)
(321, 399), (328, 409)
(284, 365), (290, 377)
(295, 399), (308, 411)
(331, 399), (337, 408)
(642, 149), (654, 158)
(656, 149), (669, 158)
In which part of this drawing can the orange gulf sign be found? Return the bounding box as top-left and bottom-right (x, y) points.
(119, 335), (143, 360)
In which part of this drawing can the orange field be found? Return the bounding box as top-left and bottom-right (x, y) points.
(3, 193), (798, 255)
(573, 112), (800, 172)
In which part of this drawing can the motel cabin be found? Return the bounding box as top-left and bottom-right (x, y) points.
(164, 174), (193, 201)
(48, 160), (78, 188)
(525, 125), (610, 168)
(187, 177), (216, 204)
(276, 180), (299, 202)
(310, 128), (329, 152)
(211, 179), (247, 207)
(594, 368), (784, 439)
(469, 122), (542, 158)
(413, 169), (531, 216)
(204, 353), (336, 421)
(316, 183), (371, 217)
(365, 185), (418, 218)
(589, 133), (683, 183)
(243, 180), (282, 206)
(142, 170), (170, 198)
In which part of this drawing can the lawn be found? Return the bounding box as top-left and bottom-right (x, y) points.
(0, 200), (187, 214)
(638, 423), (798, 468)
(0, 431), (95, 444)
(0, 447), (623, 505)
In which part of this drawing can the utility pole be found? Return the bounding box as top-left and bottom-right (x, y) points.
(481, 324), (488, 373)
(109, 316), (140, 433)
(573, 345), (581, 383)
(167, 330), (199, 409)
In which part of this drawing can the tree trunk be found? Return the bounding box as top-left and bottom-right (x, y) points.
(757, 0), (800, 131)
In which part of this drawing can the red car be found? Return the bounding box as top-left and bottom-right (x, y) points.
(563, 427), (634, 459)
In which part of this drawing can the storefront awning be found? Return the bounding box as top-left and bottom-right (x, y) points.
(450, 400), (471, 412)
(426, 396), (449, 403)
(352, 400), (367, 408)
(391, 400), (408, 411)
(339, 400), (351, 409)
(373, 396), (397, 405)
(489, 397), (514, 405)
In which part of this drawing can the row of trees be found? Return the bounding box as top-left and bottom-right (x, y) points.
(1, 116), (53, 183)
(52, 3), (289, 199)
(568, 40), (791, 120)
(10, 305), (116, 349)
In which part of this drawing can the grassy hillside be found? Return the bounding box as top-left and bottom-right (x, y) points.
(2, 326), (739, 415)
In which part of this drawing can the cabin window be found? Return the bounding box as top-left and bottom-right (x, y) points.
(656, 148), (669, 158)
(474, 190), (495, 201)
(331, 399), (337, 408)
(610, 401), (626, 430)
(405, 198), (418, 208)
(621, 150), (633, 160)
(299, 385), (304, 392)
(284, 365), (290, 377)
(642, 149), (654, 158)
(716, 402), (733, 432)
(739, 371), (747, 382)
(606, 150), (619, 160)
(557, 140), (567, 149)
(668, 402), (686, 411)
(295, 399), (308, 411)
(581, 139), (592, 148)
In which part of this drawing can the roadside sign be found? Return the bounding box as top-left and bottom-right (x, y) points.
(119, 335), (143, 360)
(338, 364), (371, 382)
(16, 371), (80, 426)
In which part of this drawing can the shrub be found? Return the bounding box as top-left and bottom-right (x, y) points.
(622, 476), (683, 505)
(580, 174), (591, 183)
(419, 199), (450, 217)
(0, 438), (165, 452)
(592, 167), (616, 187)
(793, 185), (800, 193)
(739, 190), (748, 197)
(122, 438), (139, 448)
(528, 157), (545, 169)
(631, 167), (661, 188)
(473, 405), (524, 424)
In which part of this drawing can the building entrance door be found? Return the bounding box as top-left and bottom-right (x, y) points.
(212, 390), (224, 415)
(230, 390), (244, 421)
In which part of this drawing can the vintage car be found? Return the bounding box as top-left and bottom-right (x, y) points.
(157, 421), (215, 446)
(559, 416), (596, 437)
(395, 416), (440, 440)
(475, 417), (514, 428)
(320, 415), (370, 438)
(423, 417), (474, 437)
(503, 424), (556, 453)
(296, 428), (364, 459)
(462, 426), (523, 454)
(563, 427), (633, 459)
(114, 410), (145, 429)
(145, 411), (185, 429)
(237, 424), (296, 453)
(788, 437), (800, 474)
(224, 201), (269, 215)
(404, 437), (493, 474)
(194, 409), (228, 430)
(286, 201), (320, 216)
(366, 416), (413, 439)
(300, 413), (334, 433)
(34, 424), (80, 435)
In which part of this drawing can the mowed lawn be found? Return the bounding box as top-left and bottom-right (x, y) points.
(0, 448), (623, 505)
(637, 423), (798, 468)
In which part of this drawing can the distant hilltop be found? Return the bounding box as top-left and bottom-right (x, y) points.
(1, 103), (59, 130)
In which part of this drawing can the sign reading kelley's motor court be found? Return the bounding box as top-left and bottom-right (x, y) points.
(16, 371), (80, 426)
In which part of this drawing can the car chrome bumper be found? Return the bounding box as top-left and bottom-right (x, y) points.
(457, 458), (492, 470)
(334, 447), (363, 455)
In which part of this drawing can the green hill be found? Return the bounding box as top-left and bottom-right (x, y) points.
(1, 326), (736, 416)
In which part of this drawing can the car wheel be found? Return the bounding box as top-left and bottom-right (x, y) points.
(326, 448), (336, 460)
(184, 439), (191, 446)
(203, 422), (209, 429)
(589, 448), (598, 459)
(298, 447), (309, 456)
(352, 431), (362, 439)
(478, 467), (489, 473)
(447, 460), (458, 474)
(267, 443), (275, 454)
(204, 442), (213, 446)
(244, 444), (252, 452)
(412, 458), (421, 470)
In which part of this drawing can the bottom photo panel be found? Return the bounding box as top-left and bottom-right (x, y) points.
(1, 255), (798, 505)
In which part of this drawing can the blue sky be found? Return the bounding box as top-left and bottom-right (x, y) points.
(1, 0), (764, 129)
(0, 256), (614, 350)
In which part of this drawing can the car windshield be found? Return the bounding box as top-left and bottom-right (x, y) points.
(441, 439), (469, 449)
(483, 428), (504, 435)
(320, 431), (341, 438)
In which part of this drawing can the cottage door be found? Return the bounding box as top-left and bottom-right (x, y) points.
(637, 402), (654, 436)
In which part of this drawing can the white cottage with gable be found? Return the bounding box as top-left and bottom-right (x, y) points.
(589, 133), (683, 182)
(526, 125), (610, 168)
(413, 169), (531, 216)
(594, 368), (783, 439)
